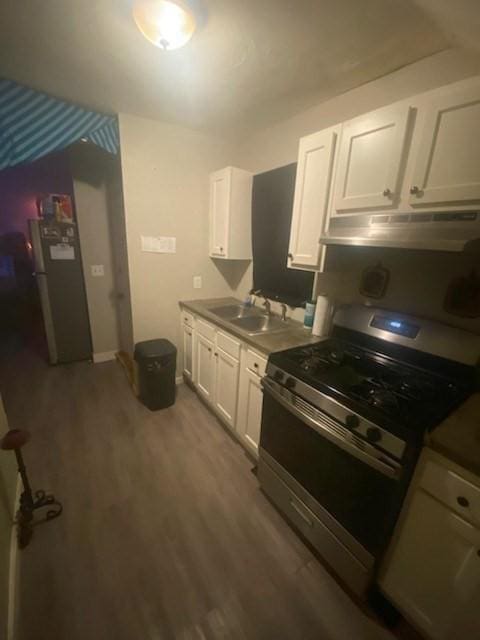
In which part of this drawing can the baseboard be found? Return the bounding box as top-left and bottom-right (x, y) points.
(7, 474), (21, 640)
(176, 376), (184, 385)
(93, 350), (117, 364)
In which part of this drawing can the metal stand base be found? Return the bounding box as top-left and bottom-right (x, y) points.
(17, 489), (63, 549)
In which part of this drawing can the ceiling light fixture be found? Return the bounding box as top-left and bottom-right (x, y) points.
(132, 0), (196, 51)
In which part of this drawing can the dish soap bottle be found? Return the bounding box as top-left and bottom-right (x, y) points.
(304, 300), (316, 328)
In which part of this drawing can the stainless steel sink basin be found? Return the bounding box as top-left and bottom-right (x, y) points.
(230, 314), (288, 335)
(210, 304), (261, 320)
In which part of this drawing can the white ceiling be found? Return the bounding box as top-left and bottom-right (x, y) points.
(0, 0), (477, 133)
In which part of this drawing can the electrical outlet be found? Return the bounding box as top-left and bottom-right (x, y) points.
(91, 265), (104, 277)
(193, 276), (202, 289)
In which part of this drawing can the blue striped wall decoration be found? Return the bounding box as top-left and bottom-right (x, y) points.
(0, 79), (119, 170)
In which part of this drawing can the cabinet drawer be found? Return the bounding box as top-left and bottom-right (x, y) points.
(216, 331), (240, 361)
(181, 310), (195, 328)
(246, 349), (267, 377)
(419, 459), (480, 528)
(258, 459), (369, 595)
(196, 318), (216, 342)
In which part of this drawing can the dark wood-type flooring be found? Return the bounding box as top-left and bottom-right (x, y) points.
(0, 342), (399, 640)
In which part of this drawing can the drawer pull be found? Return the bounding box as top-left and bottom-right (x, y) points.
(253, 362), (258, 368)
(289, 500), (313, 527)
(457, 496), (470, 508)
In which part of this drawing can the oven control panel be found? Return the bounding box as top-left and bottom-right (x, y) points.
(370, 314), (420, 339)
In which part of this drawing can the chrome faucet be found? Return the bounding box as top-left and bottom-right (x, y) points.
(280, 303), (288, 322)
(262, 296), (271, 315)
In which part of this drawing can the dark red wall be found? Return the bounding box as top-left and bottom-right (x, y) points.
(0, 150), (74, 239)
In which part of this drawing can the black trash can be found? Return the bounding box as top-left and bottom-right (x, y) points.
(134, 339), (177, 410)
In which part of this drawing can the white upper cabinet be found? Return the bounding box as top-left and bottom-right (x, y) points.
(408, 83), (480, 207)
(288, 126), (340, 270)
(333, 103), (412, 214)
(209, 166), (253, 260)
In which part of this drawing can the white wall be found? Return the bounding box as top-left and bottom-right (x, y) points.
(230, 48), (480, 328)
(118, 114), (249, 368)
(71, 145), (120, 360)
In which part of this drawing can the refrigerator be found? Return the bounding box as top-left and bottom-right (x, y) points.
(29, 219), (92, 364)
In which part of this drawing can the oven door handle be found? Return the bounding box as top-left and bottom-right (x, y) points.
(261, 379), (401, 479)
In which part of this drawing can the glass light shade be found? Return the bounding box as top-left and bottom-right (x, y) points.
(133, 0), (196, 50)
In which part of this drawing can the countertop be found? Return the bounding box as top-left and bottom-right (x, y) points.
(427, 393), (480, 478)
(179, 297), (319, 355)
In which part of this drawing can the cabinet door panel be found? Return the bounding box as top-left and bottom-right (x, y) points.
(409, 85), (480, 206)
(209, 170), (230, 257)
(382, 489), (480, 640)
(196, 334), (214, 402)
(214, 348), (239, 429)
(334, 104), (411, 212)
(237, 365), (264, 456)
(288, 127), (338, 269)
(182, 325), (194, 380)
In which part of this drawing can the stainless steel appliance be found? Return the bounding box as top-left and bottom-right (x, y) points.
(29, 219), (92, 364)
(321, 211), (480, 252)
(258, 305), (480, 596)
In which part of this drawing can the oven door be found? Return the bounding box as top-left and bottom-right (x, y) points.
(260, 378), (405, 557)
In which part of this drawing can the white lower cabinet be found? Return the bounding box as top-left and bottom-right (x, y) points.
(182, 324), (195, 381)
(214, 347), (239, 429)
(195, 333), (215, 402)
(380, 450), (480, 640)
(181, 310), (267, 455)
(236, 363), (264, 455)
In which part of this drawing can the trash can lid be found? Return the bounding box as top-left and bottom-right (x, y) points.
(134, 339), (177, 361)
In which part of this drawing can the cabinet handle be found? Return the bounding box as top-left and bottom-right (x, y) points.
(410, 185), (420, 195)
(214, 352), (218, 357)
(383, 188), (392, 197)
(457, 496), (470, 508)
(208, 347), (212, 352)
(220, 247), (224, 253)
(253, 363), (258, 369)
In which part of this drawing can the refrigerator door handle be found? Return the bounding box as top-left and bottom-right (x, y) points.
(29, 219), (46, 273)
(36, 273), (58, 365)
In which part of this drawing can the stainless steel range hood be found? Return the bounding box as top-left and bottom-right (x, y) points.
(321, 212), (480, 252)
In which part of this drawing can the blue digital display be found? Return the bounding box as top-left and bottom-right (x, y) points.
(370, 315), (419, 339)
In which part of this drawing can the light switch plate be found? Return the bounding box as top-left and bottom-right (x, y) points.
(193, 276), (202, 289)
(91, 265), (104, 277)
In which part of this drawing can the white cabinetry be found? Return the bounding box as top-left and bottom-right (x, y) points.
(380, 450), (480, 640)
(333, 103), (411, 214)
(180, 310), (267, 453)
(196, 333), (215, 402)
(181, 311), (195, 382)
(236, 349), (268, 456)
(214, 347), (240, 429)
(288, 126), (340, 270)
(408, 83), (480, 207)
(209, 167), (253, 260)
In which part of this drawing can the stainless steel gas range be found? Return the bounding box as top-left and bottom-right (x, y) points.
(258, 305), (480, 596)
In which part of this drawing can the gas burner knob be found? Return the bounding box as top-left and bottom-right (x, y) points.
(345, 414), (360, 430)
(285, 377), (296, 390)
(273, 370), (284, 382)
(366, 427), (382, 443)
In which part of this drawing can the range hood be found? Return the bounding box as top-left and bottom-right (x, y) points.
(321, 212), (480, 252)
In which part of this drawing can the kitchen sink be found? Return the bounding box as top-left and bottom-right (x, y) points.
(229, 314), (288, 335)
(210, 304), (261, 320)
